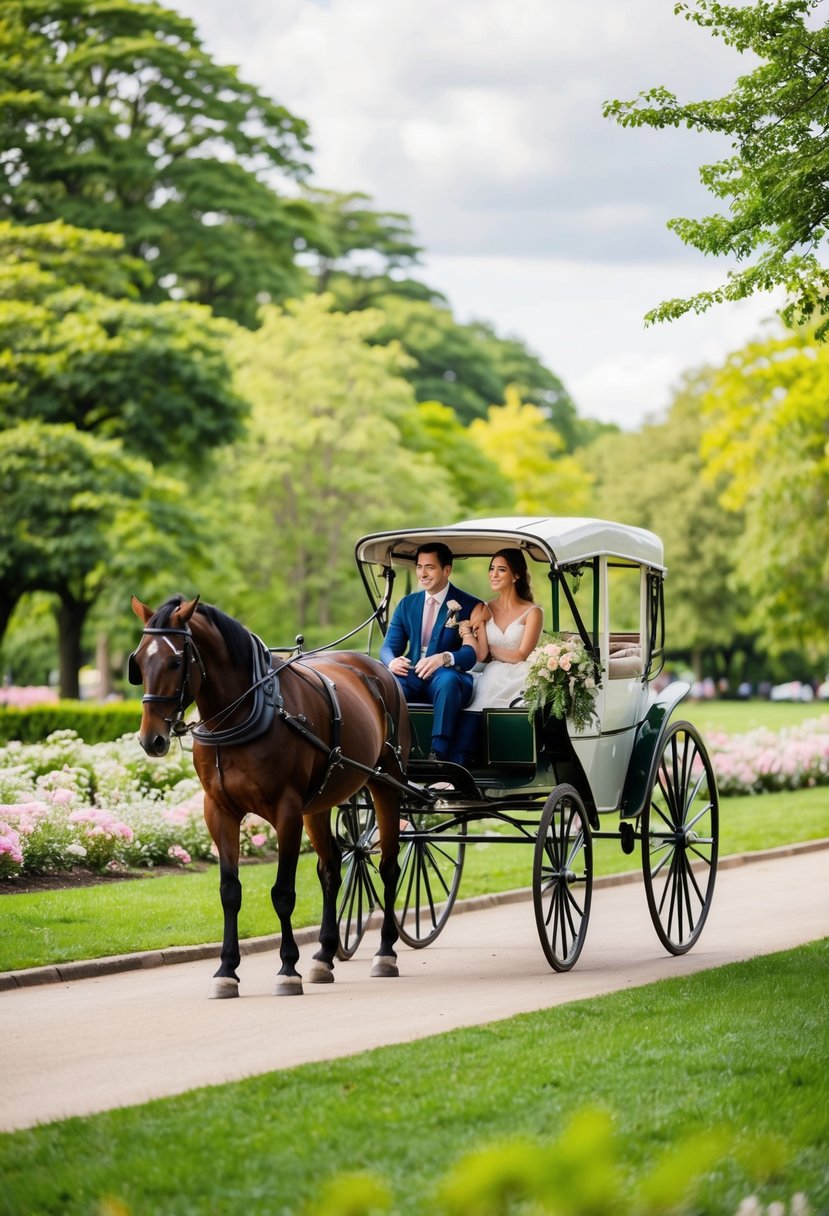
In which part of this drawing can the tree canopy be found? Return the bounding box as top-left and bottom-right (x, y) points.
(699, 323), (829, 660)
(587, 373), (751, 680)
(212, 295), (460, 643)
(469, 388), (593, 515)
(0, 221), (246, 465)
(0, 421), (194, 696)
(0, 0), (314, 326)
(604, 0), (829, 335)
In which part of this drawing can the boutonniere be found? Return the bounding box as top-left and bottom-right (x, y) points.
(445, 600), (462, 628)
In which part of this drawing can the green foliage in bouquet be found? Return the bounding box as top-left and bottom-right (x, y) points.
(523, 633), (603, 733)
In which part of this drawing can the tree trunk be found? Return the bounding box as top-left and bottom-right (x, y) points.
(96, 632), (113, 698)
(56, 593), (89, 700)
(690, 647), (704, 684)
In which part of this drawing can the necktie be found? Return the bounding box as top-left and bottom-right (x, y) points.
(421, 596), (438, 652)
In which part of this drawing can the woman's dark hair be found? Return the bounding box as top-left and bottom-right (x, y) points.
(492, 548), (533, 601)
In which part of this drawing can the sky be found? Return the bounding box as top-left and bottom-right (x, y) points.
(172, 0), (789, 429)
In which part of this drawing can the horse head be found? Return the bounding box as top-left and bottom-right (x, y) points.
(130, 594), (204, 756)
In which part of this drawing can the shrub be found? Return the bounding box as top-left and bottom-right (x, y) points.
(0, 702), (141, 745)
(0, 731), (276, 877)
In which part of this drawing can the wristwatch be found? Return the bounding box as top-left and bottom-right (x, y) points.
(441, 651), (452, 667)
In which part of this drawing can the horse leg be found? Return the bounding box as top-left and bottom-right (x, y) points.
(271, 812), (305, 996)
(303, 812), (342, 985)
(369, 782), (401, 978)
(206, 804), (243, 1000)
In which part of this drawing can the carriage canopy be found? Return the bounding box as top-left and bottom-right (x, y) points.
(355, 516), (665, 571)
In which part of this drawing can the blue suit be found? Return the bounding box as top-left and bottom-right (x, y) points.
(380, 583), (481, 759)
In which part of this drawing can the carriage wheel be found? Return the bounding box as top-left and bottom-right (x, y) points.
(394, 810), (466, 948)
(334, 790), (380, 960)
(533, 785), (593, 972)
(641, 720), (719, 955)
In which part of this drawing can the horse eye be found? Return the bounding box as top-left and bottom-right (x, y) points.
(168, 659), (183, 672)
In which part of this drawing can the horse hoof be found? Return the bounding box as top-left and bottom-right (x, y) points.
(208, 976), (240, 999)
(370, 955), (399, 978)
(273, 975), (304, 996)
(308, 960), (335, 984)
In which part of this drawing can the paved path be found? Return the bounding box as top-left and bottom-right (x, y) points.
(1, 844), (826, 1132)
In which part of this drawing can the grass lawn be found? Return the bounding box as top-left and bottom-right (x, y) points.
(0, 941), (825, 1215)
(681, 698), (826, 735)
(1, 785), (826, 972)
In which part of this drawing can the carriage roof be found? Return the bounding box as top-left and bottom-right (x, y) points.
(355, 516), (665, 572)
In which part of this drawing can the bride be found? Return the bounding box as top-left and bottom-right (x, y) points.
(462, 549), (543, 710)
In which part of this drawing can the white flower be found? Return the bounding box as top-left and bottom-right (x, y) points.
(445, 600), (462, 627)
(66, 843), (87, 858)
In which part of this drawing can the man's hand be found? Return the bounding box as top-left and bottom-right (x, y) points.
(388, 656), (412, 677)
(414, 653), (446, 680)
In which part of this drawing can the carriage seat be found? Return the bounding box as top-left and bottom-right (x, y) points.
(608, 634), (643, 679)
(405, 703), (536, 772)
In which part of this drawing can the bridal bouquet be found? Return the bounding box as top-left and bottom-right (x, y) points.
(523, 633), (603, 733)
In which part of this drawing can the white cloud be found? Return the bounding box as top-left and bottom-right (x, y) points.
(174, 0), (798, 426)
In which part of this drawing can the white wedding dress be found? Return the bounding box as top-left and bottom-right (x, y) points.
(467, 607), (541, 710)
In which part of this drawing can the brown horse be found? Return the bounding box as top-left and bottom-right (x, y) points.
(129, 594), (411, 998)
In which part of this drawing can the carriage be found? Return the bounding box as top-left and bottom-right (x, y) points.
(335, 515), (719, 972)
(130, 515), (719, 996)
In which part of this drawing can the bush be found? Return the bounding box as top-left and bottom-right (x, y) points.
(0, 701), (141, 745)
(0, 730), (277, 877)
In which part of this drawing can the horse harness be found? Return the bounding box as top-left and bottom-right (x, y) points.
(130, 624), (414, 809)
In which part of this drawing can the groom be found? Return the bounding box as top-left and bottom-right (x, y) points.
(380, 542), (481, 761)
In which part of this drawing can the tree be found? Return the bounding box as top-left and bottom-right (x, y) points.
(364, 297), (584, 433)
(465, 320), (599, 450)
(0, 0), (315, 326)
(469, 388), (593, 516)
(213, 295), (460, 644)
(0, 422), (198, 698)
(299, 188), (427, 296)
(397, 400), (514, 516)
(699, 323), (829, 661)
(0, 221), (245, 691)
(603, 0), (829, 335)
(0, 221), (246, 466)
(587, 374), (751, 682)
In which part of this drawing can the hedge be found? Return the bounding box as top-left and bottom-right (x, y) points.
(0, 701), (142, 745)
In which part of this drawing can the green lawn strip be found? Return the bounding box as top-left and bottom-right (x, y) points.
(2, 786), (827, 972)
(681, 699), (826, 735)
(0, 942), (825, 1215)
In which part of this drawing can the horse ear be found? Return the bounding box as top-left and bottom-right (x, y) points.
(177, 595), (200, 624)
(132, 595), (155, 624)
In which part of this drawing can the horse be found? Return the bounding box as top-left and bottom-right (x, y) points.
(129, 593), (411, 998)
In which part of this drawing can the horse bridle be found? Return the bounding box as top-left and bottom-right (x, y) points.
(129, 626), (206, 737)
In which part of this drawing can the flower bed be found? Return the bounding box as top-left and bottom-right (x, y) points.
(0, 717), (827, 880)
(0, 730), (276, 880)
(704, 716), (829, 797)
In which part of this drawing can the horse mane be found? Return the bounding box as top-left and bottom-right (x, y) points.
(148, 596), (253, 669)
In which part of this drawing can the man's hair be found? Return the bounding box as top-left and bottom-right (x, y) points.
(416, 542), (453, 569)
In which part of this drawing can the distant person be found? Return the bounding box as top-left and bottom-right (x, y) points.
(380, 543), (481, 760)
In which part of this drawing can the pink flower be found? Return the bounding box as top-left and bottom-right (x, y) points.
(250, 833), (267, 848)
(559, 655), (572, 671)
(547, 656), (559, 671)
(168, 844), (191, 866)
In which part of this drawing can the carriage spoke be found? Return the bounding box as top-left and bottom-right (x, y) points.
(642, 722), (719, 956)
(533, 787), (592, 972)
(335, 793), (381, 960)
(394, 816), (466, 948)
